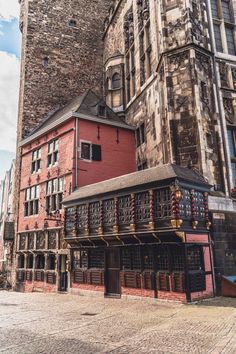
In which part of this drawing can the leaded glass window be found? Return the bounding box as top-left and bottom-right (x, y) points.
(154, 189), (172, 219)
(135, 192), (150, 223)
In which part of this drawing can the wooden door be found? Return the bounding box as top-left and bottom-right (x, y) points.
(105, 248), (121, 297)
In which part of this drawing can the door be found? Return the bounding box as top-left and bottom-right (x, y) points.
(59, 255), (68, 292)
(105, 248), (121, 297)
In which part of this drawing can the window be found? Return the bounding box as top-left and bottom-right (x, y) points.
(35, 254), (45, 270)
(27, 254), (33, 269)
(136, 123), (145, 147)
(137, 0), (152, 86)
(32, 148), (41, 174)
(211, 0), (236, 55)
(124, 8), (136, 103)
(214, 24), (223, 52)
(69, 19), (77, 27)
(18, 254), (25, 269)
(47, 139), (59, 167)
(225, 26), (236, 55)
(46, 177), (64, 213)
(24, 185), (40, 216)
(80, 142), (102, 161)
(227, 129), (236, 186)
(112, 73), (121, 89)
(43, 57), (49, 68)
(98, 104), (106, 117)
(48, 254), (56, 270)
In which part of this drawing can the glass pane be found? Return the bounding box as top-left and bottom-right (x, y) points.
(48, 142), (54, 153)
(222, 0), (231, 22)
(81, 143), (91, 160)
(53, 179), (58, 193)
(210, 0), (218, 18)
(54, 139), (59, 151)
(214, 24), (223, 52)
(227, 129), (236, 158)
(225, 27), (235, 55)
(231, 163), (236, 187)
(58, 178), (64, 192)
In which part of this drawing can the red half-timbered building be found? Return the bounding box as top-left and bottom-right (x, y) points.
(15, 91), (136, 292)
(63, 165), (214, 302)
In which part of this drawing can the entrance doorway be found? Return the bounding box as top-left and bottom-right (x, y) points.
(58, 255), (68, 292)
(105, 248), (121, 297)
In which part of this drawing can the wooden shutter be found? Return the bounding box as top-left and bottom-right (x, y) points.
(92, 144), (102, 161)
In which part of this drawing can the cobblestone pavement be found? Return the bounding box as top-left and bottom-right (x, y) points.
(0, 291), (236, 354)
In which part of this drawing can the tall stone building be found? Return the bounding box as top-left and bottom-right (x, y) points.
(18, 0), (110, 138)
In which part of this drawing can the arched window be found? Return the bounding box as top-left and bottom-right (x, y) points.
(112, 73), (121, 89)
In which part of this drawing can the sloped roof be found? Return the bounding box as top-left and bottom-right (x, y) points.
(19, 90), (133, 147)
(63, 164), (210, 205)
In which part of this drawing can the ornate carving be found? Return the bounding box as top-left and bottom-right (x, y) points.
(168, 51), (189, 70)
(223, 97), (234, 124)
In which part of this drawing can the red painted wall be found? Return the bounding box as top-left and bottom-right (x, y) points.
(77, 119), (136, 187)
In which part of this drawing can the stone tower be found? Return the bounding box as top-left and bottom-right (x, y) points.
(18, 0), (111, 139)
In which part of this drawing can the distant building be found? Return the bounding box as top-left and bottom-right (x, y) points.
(15, 91), (135, 292)
(0, 160), (15, 281)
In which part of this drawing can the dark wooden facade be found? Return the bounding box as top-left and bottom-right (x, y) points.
(63, 166), (215, 302)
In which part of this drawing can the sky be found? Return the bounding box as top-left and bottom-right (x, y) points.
(0, 0), (20, 179)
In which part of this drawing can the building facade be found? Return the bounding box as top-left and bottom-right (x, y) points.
(103, 0), (236, 293)
(15, 91), (136, 293)
(0, 160), (15, 282)
(14, 0), (236, 299)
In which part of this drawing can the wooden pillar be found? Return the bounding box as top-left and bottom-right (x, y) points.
(130, 193), (136, 232)
(149, 190), (155, 230)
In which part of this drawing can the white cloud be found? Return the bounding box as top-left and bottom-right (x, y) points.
(0, 51), (20, 152)
(0, 0), (19, 20)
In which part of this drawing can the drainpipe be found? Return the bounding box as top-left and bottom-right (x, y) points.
(75, 117), (79, 190)
(206, 0), (231, 196)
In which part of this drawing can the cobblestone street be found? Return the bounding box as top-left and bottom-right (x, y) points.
(0, 291), (236, 354)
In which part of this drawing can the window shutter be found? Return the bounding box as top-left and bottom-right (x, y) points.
(92, 144), (102, 161)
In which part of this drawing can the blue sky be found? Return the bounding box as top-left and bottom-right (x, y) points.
(0, 17), (21, 58)
(0, 0), (20, 180)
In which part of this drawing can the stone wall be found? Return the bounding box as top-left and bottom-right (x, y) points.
(18, 0), (111, 139)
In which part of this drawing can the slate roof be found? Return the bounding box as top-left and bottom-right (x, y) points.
(63, 164), (210, 205)
(19, 90), (133, 147)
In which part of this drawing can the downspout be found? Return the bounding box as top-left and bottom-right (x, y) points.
(75, 117), (79, 190)
(206, 0), (231, 196)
